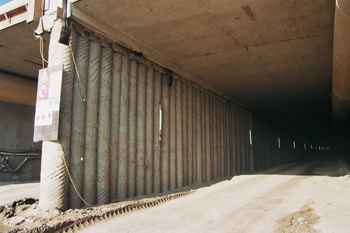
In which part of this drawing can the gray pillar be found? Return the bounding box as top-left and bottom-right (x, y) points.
(39, 19), (75, 211)
(110, 51), (123, 201)
(96, 46), (112, 205)
(69, 32), (88, 209)
(117, 54), (129, 201)
(145, 66), (154, 195)
(153, 71), (161, 193)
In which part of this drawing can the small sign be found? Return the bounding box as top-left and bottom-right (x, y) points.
(33, 64), (63, 142)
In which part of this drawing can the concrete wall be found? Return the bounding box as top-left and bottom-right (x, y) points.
(40, 24), (299, 210)
(0, 100), (41, 181)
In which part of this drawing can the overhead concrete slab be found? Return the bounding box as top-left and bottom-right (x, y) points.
(73, 0), (335, 115)
(0, 22), (48, 79)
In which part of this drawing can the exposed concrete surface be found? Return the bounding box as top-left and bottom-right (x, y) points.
(0, 100), (41, 182)
(0, 101), (38, 150)
(0, 22), (48, 80)
(0, 72), (37, 106)
(2, 160), (350, 233)
(74, 0), (334, 115)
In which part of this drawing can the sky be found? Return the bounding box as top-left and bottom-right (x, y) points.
(0, 0), (12, 6)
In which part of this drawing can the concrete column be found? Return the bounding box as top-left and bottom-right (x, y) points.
(128, 59), (138, 198)
(117, 54), (129, 201)
(145, 66), (154, 195)
(187, 82), (193, 184)
(181, 79), (187, 186)
(175, 78), (183, 189)
(153, 71), (161, 193)
(39, 19), (75, 211)
(161, 74), (170, 192)
(136, 63), (146, 196)
(83, 36), (101, 206)
(169, 77), (176, 191)
(110, 51), (123, 201)
(96, 46), (112, 205)
(69, 32), (88, 209)
(205, 91), (210, 181)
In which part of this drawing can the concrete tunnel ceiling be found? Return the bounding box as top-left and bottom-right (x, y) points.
(74, 0), (335, 117)
(0, 22), (49, 79)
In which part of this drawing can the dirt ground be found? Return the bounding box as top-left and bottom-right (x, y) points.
(1, 159), (350, 233)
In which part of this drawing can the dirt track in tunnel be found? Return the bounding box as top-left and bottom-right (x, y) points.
(1, 160), (350, 233)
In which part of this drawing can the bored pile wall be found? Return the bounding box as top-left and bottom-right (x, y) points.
(57, 25), (288, 209)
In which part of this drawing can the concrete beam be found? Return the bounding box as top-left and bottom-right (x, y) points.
(0, 72), (37, 106)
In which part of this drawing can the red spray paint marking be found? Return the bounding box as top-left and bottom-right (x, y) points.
(166, 174), (169, 179)
(191, 146), (193, 149)
(200, 146), (202, 149)
(133, 75), (136, 80)
(167, 144), (169, 148)
(151, 112), (153, 116)
(93, 141), (96, 145)
(133, 108), (136, 113)
(64, 183), (69, 188)
(92, 180), (96, 185)
(116, 105), (119, 109)
(114, 141), (117, 146)
(106, 174), (110, 179)
(179, 93), (182, 97)
(167, 162), (169, 167)
(95, 61), (100, 66)
(191, 97), (193, 100)
(167, 116), (169, 120)
(190, 121), (192, 124)
(93, 98), (96, 104)
(67, 91), (71, 96)
(152, 143), (154, 147)
(180, 117), (182, 120)
(225, 158), (227, 162)
(149, 177), (152, 181)
(151, 82), (153, 86)
(116, 68), (120, 73)
(181, 171), (183, 175)
(166, 89), (169, 93)
(132, 177), (135, 183)
(66, 135), (71, 142)
(113, 178), (117, 183)
(133, 142), (135, 147)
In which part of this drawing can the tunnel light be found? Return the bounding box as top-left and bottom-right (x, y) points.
(304, 143), (306, 149)
(311, 145), (313, 150)
(293, 141), (296, 149)
(249, 130), (252, 145)
(319, 146), (321, 150)
(278, 138), (281, 148)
